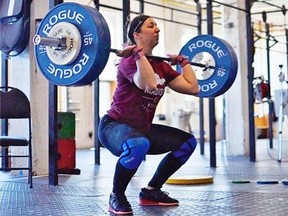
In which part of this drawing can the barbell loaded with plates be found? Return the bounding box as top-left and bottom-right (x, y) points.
(33, 2), (238, 98)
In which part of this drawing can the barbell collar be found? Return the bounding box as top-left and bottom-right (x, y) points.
(33, 35), (67, 50)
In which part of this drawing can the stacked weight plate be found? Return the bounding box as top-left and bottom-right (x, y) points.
(57, 112), (80, 174)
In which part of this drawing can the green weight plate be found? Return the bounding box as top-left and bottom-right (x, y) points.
(57, 112), (75, 139)
(232, 180), (250, 184)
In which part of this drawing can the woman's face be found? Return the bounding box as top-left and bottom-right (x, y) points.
(134, 18), (160, 50)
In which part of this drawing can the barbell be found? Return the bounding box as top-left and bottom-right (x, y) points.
(33, 2), (238, 98)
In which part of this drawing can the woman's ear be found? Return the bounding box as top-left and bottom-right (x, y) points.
(133, 31), (140, 43)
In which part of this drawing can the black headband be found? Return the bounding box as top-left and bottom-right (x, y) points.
(127, 15), (150, 44)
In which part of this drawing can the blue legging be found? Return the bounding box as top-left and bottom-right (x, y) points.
(98, 114), (197, 194)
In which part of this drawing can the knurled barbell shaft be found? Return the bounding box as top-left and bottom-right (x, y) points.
(110, 48), (215, 69)
(147, 54), (215, 69)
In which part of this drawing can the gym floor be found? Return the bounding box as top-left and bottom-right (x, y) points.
(1, 138), (288, 216)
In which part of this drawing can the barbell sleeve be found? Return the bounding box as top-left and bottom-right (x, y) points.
(110, 48), (215, 69)
(33, 35), (67, 49)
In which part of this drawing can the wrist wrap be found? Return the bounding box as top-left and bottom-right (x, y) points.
(177, 55), (189, 68)
(132, 47), (144, 61)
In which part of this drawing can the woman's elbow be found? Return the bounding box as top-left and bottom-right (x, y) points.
(144, 83), (158, 91)
(137, 80), (158, 91)
(195, 85), (200, 94)
(189, 85), (200, 95)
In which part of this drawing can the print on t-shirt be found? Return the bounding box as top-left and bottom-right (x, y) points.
(142, 73), (166, 112)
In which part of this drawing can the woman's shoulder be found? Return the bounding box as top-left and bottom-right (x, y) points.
(118, 56), (136, 71)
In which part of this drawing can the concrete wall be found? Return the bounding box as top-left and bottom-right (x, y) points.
(0, 0), (50, 175)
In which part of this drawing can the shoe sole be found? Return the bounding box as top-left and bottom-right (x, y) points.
(139, 198), (179, 206)
(108, 207), (133, 215)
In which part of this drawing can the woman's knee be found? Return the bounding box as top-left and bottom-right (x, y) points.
(172, 136), (197, 163)
(120, 137), (150, 169)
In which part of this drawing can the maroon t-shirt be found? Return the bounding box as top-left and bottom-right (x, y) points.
(107, 56), (179, 133)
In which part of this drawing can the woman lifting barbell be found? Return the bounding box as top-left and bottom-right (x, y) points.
(98, 14), (200, 215)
